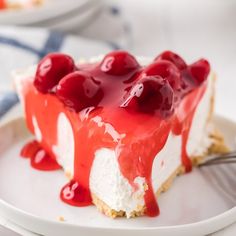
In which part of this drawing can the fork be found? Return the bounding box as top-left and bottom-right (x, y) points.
(199, 151), (236, 167)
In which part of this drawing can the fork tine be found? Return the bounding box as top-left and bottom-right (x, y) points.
(199, 151), (236, 167)
(205, 156), (236, 163)
(200, 160), (236, 167)
(200, 165), (236, 204)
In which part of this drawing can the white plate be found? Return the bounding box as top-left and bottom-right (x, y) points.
(0, 0), (102, 27)
(0, 113), (235, 236)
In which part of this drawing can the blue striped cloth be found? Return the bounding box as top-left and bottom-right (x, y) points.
(0, 30), (66, 118)
(0, 27), (122, 119)
(0, 91), (19, 118)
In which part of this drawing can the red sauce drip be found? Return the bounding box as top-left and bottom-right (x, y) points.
(21, 140), (61, 171)
(60, 180), (92, 207)
(20, 54), (208, 216)
(172, 84), (207, 173)
(20, 140), (40, 159)
(31, 149), (61, 171)
(144, 187), (160, 217)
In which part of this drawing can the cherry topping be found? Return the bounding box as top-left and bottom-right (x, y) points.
(188, 59), (210, 85)
(155, 51), (187, 70)
(122, 76), (174, 117)
(142, 61), (181, 91)
(60, 180), (92, 207)
(181, 59), (210, 93)
(34, 53), (75, 93)
(56, 71), (103, 112)
(100, 50), (140, 76)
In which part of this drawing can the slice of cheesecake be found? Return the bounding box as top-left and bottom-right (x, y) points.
(14, 50), (228, 218)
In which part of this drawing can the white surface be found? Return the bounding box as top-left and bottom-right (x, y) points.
(0, 114), (235, 236)
(0, 216), (36, 236)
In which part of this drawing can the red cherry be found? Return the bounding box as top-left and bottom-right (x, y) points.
(56, 71), (103, 112)
(143, 61), (182, 91)
(181, 59), (210, 94)
(121, 76), (174, 117)
(100, 50), (140, 76)
(155, 51), (187, 70)
(188, 59), (210, 85)
(34, 53), (75, 93)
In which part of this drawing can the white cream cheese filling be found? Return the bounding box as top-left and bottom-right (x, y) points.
(52, 113), (75, 177)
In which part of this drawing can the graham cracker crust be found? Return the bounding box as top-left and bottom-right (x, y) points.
(91, 130), (229, 218)
(92, 193), (145, 218)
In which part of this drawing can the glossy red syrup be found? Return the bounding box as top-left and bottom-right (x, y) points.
(20, 140), (40, 159)
(21, 140), (61, 171)
(60, 180), (92, 207)
(20, 51), (209, 216)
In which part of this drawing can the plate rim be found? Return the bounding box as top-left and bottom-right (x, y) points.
(0, 197), (235, 231)
(0, 113), (235, 232)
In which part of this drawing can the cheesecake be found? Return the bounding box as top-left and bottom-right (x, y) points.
(14, 50), (228, 218)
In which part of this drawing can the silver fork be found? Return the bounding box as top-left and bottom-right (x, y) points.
(199, 152), (236, 205)
(199, 151), (236, 166)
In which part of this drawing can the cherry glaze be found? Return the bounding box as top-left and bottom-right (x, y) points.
(21, 51), (210, 216)
(20, 140), (40, 159)
(100, 50), (140, 76)
(121, 75), (174, 117)
(21, 140), (61, 171)
(60, 180), (92, 207)
(143, 61), (181, 91)
(155, 51), (187, 70)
